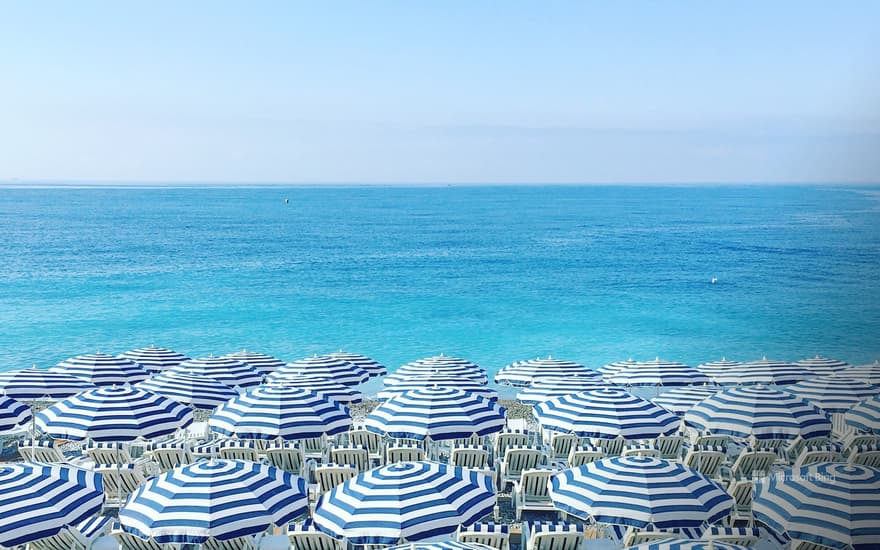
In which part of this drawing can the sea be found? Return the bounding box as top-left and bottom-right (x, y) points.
(1, 184), (879, 397)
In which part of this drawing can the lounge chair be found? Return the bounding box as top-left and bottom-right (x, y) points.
(723, 448), (777, 482)
(726, 479), (755, 526)
(288, 519), (345, 550)
(113, 524), (163, 550)
(456, 522), (510, 550)
(702, 526), (761, 546)
(621, 444), (660, 458)
(496, 445), (547, 492)
(546, 433), (578, 466)
(28, 515), (114, 550)
(329, 446), (370, 472)
(849, 443), (880, 468)
(792, 444), (842, 469)
(385, 443), (425, 463)
(785, 435), (831, 463)
(313, 464), (358, 498)
(693, 434), (731, 448)
(17, 439), (68, 463)
(219, 440), (260, 462)
(683, 445), (726, 479)
(300, 436), (328, 464)
(492, 430), (530, 462)
(567, 446), (603, 467)
(266, 442), (310, 477)
(203, 536), (258, 550)
(512, 468), (558, 521)
(96, 463), (150, 510)
(450, 444), (491, 469)
(521, 522), (585, 550)
(347, 429), (384, 466)
(589, 436), (624, 457)
(147, 439), (194, 472)
(653, 434), (686, 460)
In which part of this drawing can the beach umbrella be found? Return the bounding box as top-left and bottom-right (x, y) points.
(838, 361), (880, 385)
(223, 350), (285, 375)
(533, 388), (679, 440)
(0, 366), (97, 401)
(606, 358), (709, 387)
(119, 345), (190, 373)
(548, 456), (734, 529)
(313, 461), (496, 545)
(596, 359), (639, 377)
(168, 356), (263, 389)
(494, 356), (599, 387)
(377, 375), (498, 401)
(135, 371), (238, 409)
(753, 462), (880, 550)
(710, 357), (811, 386)
(209, 385), (351, 440)
(329, 351), (388, 378)
(35, 386), (194, 441)
(845, 395), (880, 433)
(652, 387), (720, 416)
(0, 462), (104, 547)
(267, 376), (363, 405)
(387, 542), (494, 550)
(694, 358), (742, 382)
(385, 355), (487, 386)
(365, 387), (505, 441)
(786, 376), (879, 413)
(794, 355), (849, 377)
(271, 355), (368, 387)
(50, 353), (149, 386)
(0, 395), (31, 432)
(119, 459), (308, 543)
(625, 540), (747, 550)
(684, 385), (831, 441)
(516, 377), (611, 405)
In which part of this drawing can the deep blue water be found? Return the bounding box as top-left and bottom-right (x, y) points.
(1, 185), (879, 396)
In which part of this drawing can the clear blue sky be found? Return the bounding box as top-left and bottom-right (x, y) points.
(1, 1), (878, 184)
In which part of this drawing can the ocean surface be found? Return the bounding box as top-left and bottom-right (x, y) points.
(1, 184), (879, 397)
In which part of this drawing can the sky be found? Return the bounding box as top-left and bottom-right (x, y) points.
(0, 1), (878, 184)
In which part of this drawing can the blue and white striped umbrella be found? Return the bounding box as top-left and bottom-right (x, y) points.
(516, 377), (611, 405)
(754, 462), (880, 550)
(36, 386), (194, 441)
(387, 542), (494, 550)
(533, 388), (680, 440)
(652, 387), (720, 416)
(168, 356), (263, 389)
(0, 395), (31, 431)
(839, 361), (880, 385)
(845, 395), (880, 433)
(684, 385), (832, 441)
(385, 355), (487, 386)
(494, 356), (599, 387)
(0, 462), (105, 547)
(794, 355), (849, 377)
(271, 355), (369, 387)
(549, 456), (733, 529)
(119, 459), (308, 544)
(378, 376), (498, 401)
(135, 371), (238, 409)
(0, 367), (97, 401)
(267, 376), (363, 405)
(606, 358), (709, 387)
(711, 357), (812, 386)
(313, 461), (496, 545)
(119, 345), (190, 373)
(626, 540), (747, 550)
(223, 350), (286, 375)
(695, 358), (742, 382)
(209, 385), (351, 440)
(329, 351), (388, 378)
(366, 388), (505, 441)
(596, 359), (639, 377)
(786, 376), (880, 413)
(51, 353), (150, 386)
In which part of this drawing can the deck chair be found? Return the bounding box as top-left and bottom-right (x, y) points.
(621, 444), (660, 458)
(567, 446), (603, 467)
(653, 435), (686, 460)
(791, 541), (840, 550)
(313, 464), (358, 497)
(347, 429), (384, 466)
(785, 435), (832, 463)
(450, 444), (491, 469)
(521, 522), (585, 550)
(512, 468), (558, 521)
(723, 448), (777, 482)
(749, 437), (789, 458)
(148, 440), (194, 472)
(726, 479), (755, 526)
(28, 515), (114, 550)
(300, 435), (328, 463)
(96, 463), (150, 510)
(330, 446), (370, 472)
(547, 433), (578, 466)
(385, 443), (425, 463)
(456, 523), (510, 550)
(454, 434), (486, 447)
(288, 519), (346, 550)
(702, 526), (760, 546)
(192, 439), (226, 460)
(843, 434), (880, 457)
(493, 430), (530, 462)
(203, 536), (258, 550)
(589, 436), (624, 457)
(266, 442), (310, 476)
(219, 440), (260, 462)
(85, 441), (136, 464)
(497, 445), (547, 492)
(793, 444), (842, 469)
(17, 439), (68, 462)
(683, 445), (726, 479)
(621, 527), (686, 546)
(849, 444), (880, 467)
(113, 525), (163, 550)
(694, 434), (731, 448)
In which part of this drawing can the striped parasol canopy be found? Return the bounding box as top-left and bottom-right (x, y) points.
(794, 355), (849, 377)
(548, 456), (733, 529)
(494, 356), (599, 387)
(135, 371), (239, 409)
(385, 355), (487, 386)
(838, 361), (880, 385)
(313, 461), (496, 545)
(366, 387), (505, 441)
(119, 345), (190, 373)
(119, 459), (308, 544)
(605, 358), (709, 387)
(0, 366), (97, 401)
(209, 385), (351, 440)
(533, 388), (680, 439)
(516, 377), (611, 405)
(168, 356), (263, 389)
(684, 385), (832, 441)
(694, 358), (742, 382)
(845, 395), (880, 433)
(35, 386), (194, 441)
(271, 355), (369, 387)
(377, 375), (498, 401)
(0, 395), (31, 432)
(50, 353), (149, 386)
(754, 462), (880, 550)
(596, 359), (639, 377)
(652, 387), (720, 416)
(329, 351), (388, 378)
(267, 376), (363, 405)
(0, 462), (105, 547)
(785, 376), (880, 413)
(223, 350), (286, 375)
(625, 540), (747, 550)
(710, 357), (812, 386)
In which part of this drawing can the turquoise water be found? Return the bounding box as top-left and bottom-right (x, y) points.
(1, 185), (879, 396)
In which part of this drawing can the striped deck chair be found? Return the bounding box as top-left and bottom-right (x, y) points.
(147, 439), (193, 471)
(385, 443), (425, 463)
(112, 523), (163, 550)
(749, 437), (789, 459)
(96, 463), (150, 510)
(497, 445), (547, 492)
(330, 445), (370, 472)
(723, 448), (777, 482)
(843, 433), (880, 456)
(288, 519), (346, 550)
(219, 440), (260, 462)
(300, 435), (328, 463)
(567, 445), (603, 467)
(521, 522), (585, 550)
(313, 463), (358, 498)
(694, 434), (732, 448)
(347, 429), (384, 466)
(456, 522), (510, 550)
(849, 443), (880, 468)
(85, 441), (135, 464)
(683, 445), (727, 479)
(17, 439), (68, 463)
(621, 443), (660, 458)
(792, 443), (842, 469)
(790, 541), (840, 550)
(450, 444), (491, 469)
(589, 436), (625, 457)
(547, 433), (578, 466)
(493, 430), (530, 462)
(785, 435), (831, 463)
(28, 515), (114, 550)
(653, 434), (686, 460)
(620, 525), (705, 546)
(453, 433), (486, 447)
(192, 439), (226, 460)
(702, 526), (760, 546)
(726, 479), (755, 526)
(266, 442), (310, 476)
(513, 468), (559, 521)
(203, 536), (258, 550)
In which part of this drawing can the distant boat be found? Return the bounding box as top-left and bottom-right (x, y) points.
(284, 198), (289, 204)
(711, 277), (718, 284)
